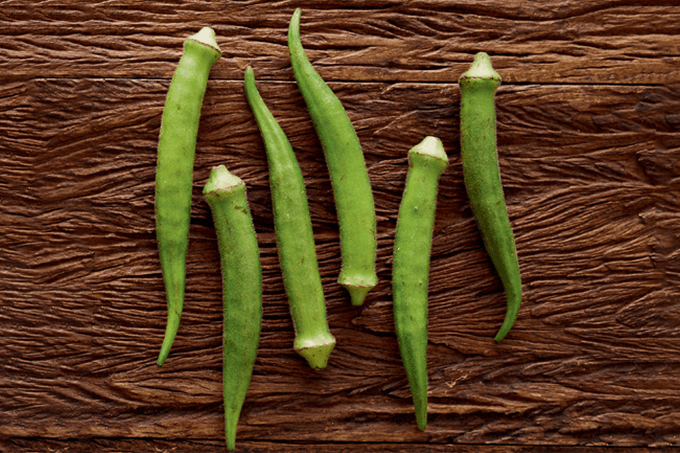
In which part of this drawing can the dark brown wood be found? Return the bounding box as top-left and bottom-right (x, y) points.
(3, 438), (677, 453)
(1, 1), (679, 452)
(1, 1), (679, 85)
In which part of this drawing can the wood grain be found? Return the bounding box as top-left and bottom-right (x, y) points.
(3, 439), (677, 453)
(1, 1), (679, 451)
(1, 1), (679, 84)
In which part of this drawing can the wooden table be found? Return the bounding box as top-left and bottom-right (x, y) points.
(2, 1), (679, 452)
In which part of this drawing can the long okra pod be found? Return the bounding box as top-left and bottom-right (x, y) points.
(288, 8), (378, 306)
(393, 137), (448, 431)
(203, 165), (262, 451)
(244, 67), (336, 369)
(459, 52), (521, 342)
(155, 27), (221, 366)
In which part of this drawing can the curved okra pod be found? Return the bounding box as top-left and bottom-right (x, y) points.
(459, 52), (521, 342)
(154, 27), (221, 366)
(244, 67), (336, 369)
(288, 8), (378, 306)
(203, 165), (262, 451)
(392, 137), (448, 431)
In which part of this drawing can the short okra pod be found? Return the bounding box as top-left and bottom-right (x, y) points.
(392, 136), (448, 431)
(459, 52), (522, 342)
(155, 27), (221, 366)
(288, 8), (378, 306)
(203, 165), (262, 451)
(244, 66), (336, 369)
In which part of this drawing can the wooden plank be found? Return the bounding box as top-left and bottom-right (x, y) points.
(3, 438), (677, 453)
(1, 76), (679, 448)
(0, 2), (678, 84)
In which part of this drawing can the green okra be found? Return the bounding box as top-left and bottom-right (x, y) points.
(459, 52), (521, 342)
(155, 27), (221, 366)
(288, 8), (378, 306)
(244, 66), (336, 369)
(392, 136), (448, 431)
(203, 165), (262, 451)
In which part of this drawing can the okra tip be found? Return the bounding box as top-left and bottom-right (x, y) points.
(292, 7), (302, 23)
(493, 294), (520, 342)
(244, 66), (259, 99)
(156, 320), (179, 367)
(416, 408), (427, 431)
(459, 52), (501, 84)
(288, 8), (302, 45)
(226, 429), (237, 451)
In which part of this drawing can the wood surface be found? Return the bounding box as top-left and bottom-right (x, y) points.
(1, 1), (679, 452)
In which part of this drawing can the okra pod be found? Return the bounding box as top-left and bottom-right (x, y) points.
(459, 52), (522, 342)
(288, 8), (378, 306)
(203, 165), (262, 451)
(393, 136), (448, 431)
(155, 27), (221, 366)
(244, 66), (336, 369)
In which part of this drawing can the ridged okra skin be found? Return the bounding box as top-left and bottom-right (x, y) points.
(203, 165), (262, 451)
(244, 67), (336, 369)
(393, 136), (448, 432)
(288, 8), (378, 306)
(155, 27), (221, 366)
(459, 52), (521, 342)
